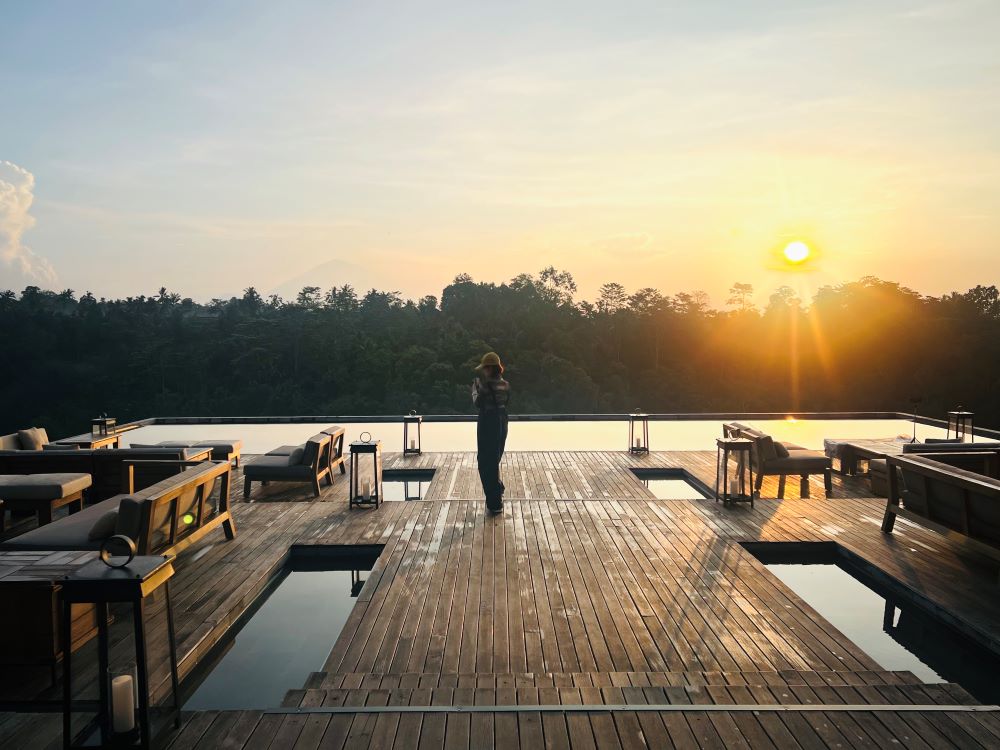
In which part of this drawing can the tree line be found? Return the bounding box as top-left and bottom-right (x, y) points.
(1, 270), (998, 438)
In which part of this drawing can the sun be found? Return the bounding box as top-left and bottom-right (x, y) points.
(783, 241), (811, 263)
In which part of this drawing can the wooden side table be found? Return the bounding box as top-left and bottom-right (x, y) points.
(62, 555), (180, 750)
(715, 437), (755, 507)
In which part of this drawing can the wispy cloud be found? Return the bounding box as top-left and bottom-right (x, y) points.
(0, 161), (56, 286)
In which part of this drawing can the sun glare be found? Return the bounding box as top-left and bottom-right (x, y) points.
(783, 241), (810, 264)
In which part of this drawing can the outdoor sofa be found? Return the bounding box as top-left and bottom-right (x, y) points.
(724, 422), (833, 498)
(869, 441), (1000, 496)
(0, 427), (70, 451)
(0, 446), (211, 502)
(882, 454), (1000, 579)
(243, 433), (334, 499)
(129, 439), (243, 466)
(0, 460), (236, 556)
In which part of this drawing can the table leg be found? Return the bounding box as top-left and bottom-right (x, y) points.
(62, 598), (72, 750)
(714, 447), (721, 501)
(134, 599), (151, 749)
(722, 447), (730, 503)
(165, 580), (181, 727)
(39, 503), (54, 526)
(97, 601), (110, 743)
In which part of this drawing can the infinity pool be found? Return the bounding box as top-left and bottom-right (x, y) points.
(122, 418), (945, 455)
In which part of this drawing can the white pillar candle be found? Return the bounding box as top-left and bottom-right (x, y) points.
(112, 675), (135, 733)
(635, 438), (641, 449)
(362, 480), (371, 500)
(409, 439), (416, 450)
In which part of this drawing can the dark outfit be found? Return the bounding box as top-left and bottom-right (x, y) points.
(475, 375), (510, 511)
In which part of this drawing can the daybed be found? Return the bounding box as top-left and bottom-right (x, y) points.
(263, 425), (346, 478)
(243, 433), (333, 499)
(724, 422), (833, 498)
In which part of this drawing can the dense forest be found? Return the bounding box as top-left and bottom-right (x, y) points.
(1, 270), (999, 438)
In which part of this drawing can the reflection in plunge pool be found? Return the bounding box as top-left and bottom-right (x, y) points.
(184, 551), (377, 710)
(748, 544), (1000, 704)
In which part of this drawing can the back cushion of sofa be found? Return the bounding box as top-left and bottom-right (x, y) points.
(300, 438), (321, 467)
(114, 498), (147, 546)
(17, 428), (45, 450)
(0, 433), (21, 451)
(752, 434), (778, 463)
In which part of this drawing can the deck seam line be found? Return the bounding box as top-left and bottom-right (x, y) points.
(260, 703), (1000, 714)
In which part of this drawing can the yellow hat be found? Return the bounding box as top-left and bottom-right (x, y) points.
(475, 352), (503, 372)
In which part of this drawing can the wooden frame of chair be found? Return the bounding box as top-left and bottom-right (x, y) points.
(129, 460), (236, 557)
(882, 454), (1000, 580)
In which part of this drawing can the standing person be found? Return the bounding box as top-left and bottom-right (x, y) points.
(473, 352), (510, 513)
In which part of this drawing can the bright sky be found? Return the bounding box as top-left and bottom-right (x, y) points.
(2, 1), (998, 305)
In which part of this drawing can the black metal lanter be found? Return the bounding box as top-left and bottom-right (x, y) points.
(947, 409), (974, 443)
(91, 416), (116, 437)
(403, 411), (422, 455)
(628, 410), (650, 454)
(349, 435), (382, 508)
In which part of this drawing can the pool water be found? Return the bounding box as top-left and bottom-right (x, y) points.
(643, 478), (707, 499)
(382, 478), (431, 501)
(184, 566), (369, 710)
(760, 557), (1000, 703)
(121, 418), (946, 455)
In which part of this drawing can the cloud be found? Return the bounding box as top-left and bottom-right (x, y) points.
(0, 161), (56, 287)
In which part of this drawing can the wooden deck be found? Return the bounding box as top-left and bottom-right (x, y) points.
(3, 449), (1000, 748)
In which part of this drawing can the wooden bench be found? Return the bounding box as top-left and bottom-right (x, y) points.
(882, 454), (1000, 579)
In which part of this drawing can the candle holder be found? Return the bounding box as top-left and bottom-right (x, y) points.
(349, 433), (382, 509)
(628, 410), (650, 455)
(403, 411), (422, 455)
(947, 408), (974, 443)
(91, 415), (117, 438)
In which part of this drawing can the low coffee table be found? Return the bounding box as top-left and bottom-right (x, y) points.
(55, 434), (121, 450)
(0, 473), (93, 529)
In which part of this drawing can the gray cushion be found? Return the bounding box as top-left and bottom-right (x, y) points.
(87, 509), (119, 541)
(43, 443), (81, 451)
(124, 446), (207, 460)
(0, 496), (120, 551)
(243, 455), (313, 481)
(266, 445), (305, 462)
(17, 429), (45, 451)
(766, 451), (832, 472)
(0, 473), (92, 500)
(115, 497), (146, 543)
(193, 440), (242, 451)
(753, 434), (778, 463)
(300, 435), (328, 467)
(774, 443), (790, 458)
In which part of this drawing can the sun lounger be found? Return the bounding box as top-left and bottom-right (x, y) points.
(243, 434), (333, 499)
